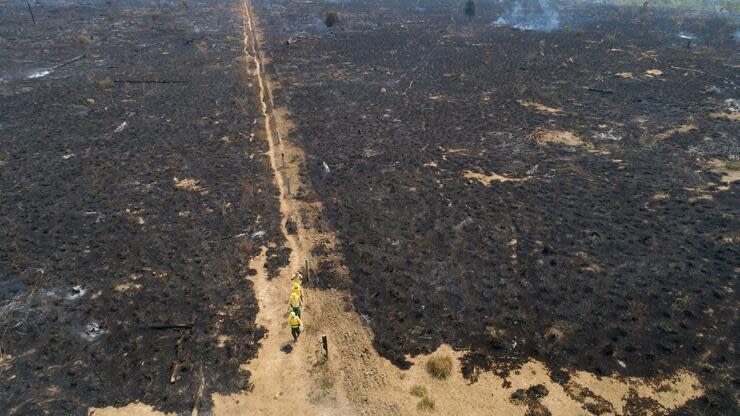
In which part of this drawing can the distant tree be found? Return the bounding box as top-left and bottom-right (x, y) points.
(464, 0), (476, 22)
(639, 1), (650, 21)
(325, 10), (340, 28)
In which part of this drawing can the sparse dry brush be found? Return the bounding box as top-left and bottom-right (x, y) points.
(725, 161), (740, 171)
(72, 35), (90, 45)
(98, 78), (114, 89)
(426, 354), (453, 379)
(410, 384), (428, 397)
(196, 40), (208, 54)
(417, 395), (436, 411)
(308, 354), (334, 404)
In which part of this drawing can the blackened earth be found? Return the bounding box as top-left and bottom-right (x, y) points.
(0, 0), (288, 414)
(255, 0), (739, 414)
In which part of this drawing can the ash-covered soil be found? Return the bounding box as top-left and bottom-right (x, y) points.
(0, 1), (287, 414)
(256, 0), (739, 414)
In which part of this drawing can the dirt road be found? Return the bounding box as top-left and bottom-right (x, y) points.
(211, 1), (346, 414)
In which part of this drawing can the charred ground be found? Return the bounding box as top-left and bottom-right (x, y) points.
(0, 0), (288, 414)
(255, 0), (739, 414)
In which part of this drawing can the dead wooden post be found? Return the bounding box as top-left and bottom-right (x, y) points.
(304, 259), (309, 282)
(52, 54), (86, 70)
(322, 335), (329, 359)
(26, 1), (36, 24)
(281, 152), (285, 168)
(286, 177), (291, 195)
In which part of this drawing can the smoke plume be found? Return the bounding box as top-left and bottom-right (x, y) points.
(495, 0), (561, 32)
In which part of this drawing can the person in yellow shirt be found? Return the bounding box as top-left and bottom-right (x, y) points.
(291, 282), (304, 304)
(288, 291), (302, 317)
(288, 311), (302, 342)
(291, 272), (303, 285)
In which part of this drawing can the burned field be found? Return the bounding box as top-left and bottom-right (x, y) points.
(256, 0), (739, 413)
(0, 0), (287, 414)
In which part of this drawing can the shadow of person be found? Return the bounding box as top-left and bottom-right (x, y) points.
(280, 342), (294, 354)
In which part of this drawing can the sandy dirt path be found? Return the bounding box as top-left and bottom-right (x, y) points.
(211, 1), (347, 414)
(91, 2), (705, 415)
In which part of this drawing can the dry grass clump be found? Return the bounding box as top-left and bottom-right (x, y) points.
(308, 354), (334, 404)
(410, 384), (428, 397)
(417, 395), (436, 411)
(532, 128), (583, 146)
(73, 35), (91, 45)
(724, 161), (740, 171)
(426, 354), (453, 379)
(98, 78), (114, 89)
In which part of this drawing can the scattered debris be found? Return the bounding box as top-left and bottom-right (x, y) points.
(593, 129), (622, 141)
(463, 170), (529, 186)
(517, 100), (563, 114)
(114, 282), (142, 293)
(82, 321), (104, 340)
(66, 285), (87, 300)
(173, 177), (206, 193)
(27, 69), (51, 79)
(114, 121), (128, 133)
